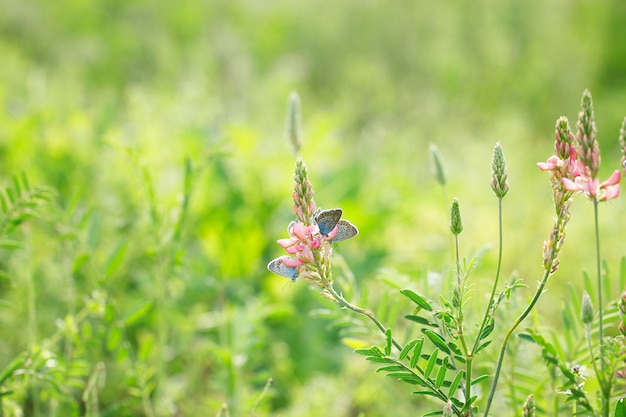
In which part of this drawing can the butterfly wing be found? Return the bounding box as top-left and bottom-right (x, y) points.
(267, 257), (298, 282)
(314, 208), (343, 236)
(331, 219), (359, 242)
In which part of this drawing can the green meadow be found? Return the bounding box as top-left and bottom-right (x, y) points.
(0, 0), (625, 415)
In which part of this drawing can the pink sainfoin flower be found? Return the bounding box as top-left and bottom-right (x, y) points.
(561, 169), (620, 201)
(277, 221), (336, 267)
(537, 116), (577, 273)
(540, 90), (621, 203)
(537, 117), (579, 182)
(268, 159), (337, 288)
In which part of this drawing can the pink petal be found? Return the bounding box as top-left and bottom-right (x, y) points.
(291, 222), (309, 240)
(281, 256), (301, 268)
(562, 177), (582, 192)
(537, 156), (559, 171)
(325, 225), (339, 241)
(600, 184), (620, 201)
(277, 238), (298, 248)
(600, 170), (621, 187)
(284, 246), (298, 254)
(301, 245), (316, 263)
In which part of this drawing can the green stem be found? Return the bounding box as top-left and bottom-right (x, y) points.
(452, 233), (473, 416)
(593, 199), (609, 417)
(327, 285), (463, 414)
(465, 356), (473, 415)
(586, 323), (601, 399)
(326, 285), (403, 352)
(482, 267), (550, 417)
(473, 198), (503, 355)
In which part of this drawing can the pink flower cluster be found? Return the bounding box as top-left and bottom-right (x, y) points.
(562, 169), (620, 201)
(276, 221), (337, 268)
(538, 140), (621, 202)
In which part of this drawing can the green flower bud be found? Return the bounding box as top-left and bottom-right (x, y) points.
(491, 142), (509, 198)
(450, 198), (463, 236)
(429, 144), (447, 187)
(581, 292), (594, 325)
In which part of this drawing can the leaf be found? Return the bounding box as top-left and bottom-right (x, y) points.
(384, 328), (393, 356)
(72, 252), (90, 275)
(448, 370), (465, 397)
(365, 357), (394, 364)
(376, 365), (405, 373)
(424, 348), (439, 378)
(0, 193), (7, 213)
(20, 172), (30, 191)
(354, 348), (377, 357)
(5, 188), (15, 204)
(435, 357), (448, 388)
(0, 239), (24, 249)
(614, 398), (625, 417)
(123, 302), (153, 326)
(470, 374), (489, 385)
(106, 326), (122, 351)
(11, 175), (22, 197)
(424, 330), (451, 354)
(421, 411), (444, 416)
(400, 289), (433, 311)
(410, 338), (424, 369)
(447, 341), (463, 356)
(474, 339), (492, 354)
(371, 346), (384, 357)
(399, 339), (419, 361)
(413, 392), (441, 400)
(0, 352), (27, 385)
(405, 315), (439, 327)
(104, 240), (128, 278)
(479, 318), (494, 340)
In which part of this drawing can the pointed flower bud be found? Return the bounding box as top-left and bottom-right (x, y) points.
(450, 198), (463, 236)
(576, 89), (600, 178)
(429, 144), (447, 187)
(491, 142), (509, 198)
(581, 292), (594, 325)
(286, 92), (303, 156)
(522, 394), (535, 417)
(292, 159), (316, 223)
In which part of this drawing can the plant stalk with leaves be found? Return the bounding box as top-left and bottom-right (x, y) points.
(268, 90), (625, 416)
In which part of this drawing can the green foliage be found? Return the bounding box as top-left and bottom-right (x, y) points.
(0, 0), (625, 416)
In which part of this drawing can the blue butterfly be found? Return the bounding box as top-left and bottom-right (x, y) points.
(267, 256), (298, 282)
(314, 208), (358, 242)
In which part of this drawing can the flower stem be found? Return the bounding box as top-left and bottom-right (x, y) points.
(326, 285), (403, 352)
(482, 267), (551, 417)
(483, 210), (564, 417)
(593, 199), (609, 417)
(473, 198), (504, 354)
(452, 232), (473, 416)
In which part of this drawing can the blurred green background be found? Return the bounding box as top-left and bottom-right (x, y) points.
(0, 0), (625, 415)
